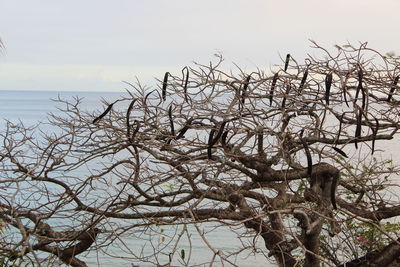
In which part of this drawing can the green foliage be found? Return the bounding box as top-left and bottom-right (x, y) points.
(346, 220), (400, 254)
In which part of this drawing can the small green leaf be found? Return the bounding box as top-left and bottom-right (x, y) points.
(180, 249), (185, 260)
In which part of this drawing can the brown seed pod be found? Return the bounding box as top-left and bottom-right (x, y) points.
(176, 118), (194, 140)
(387, 75), (399, 102)
(241, 75), (251, 105)
(299, 129), (312, 177)
(355, 108), (362, 149)
(371, 117), (379, 154)
(211, 121), (228, 146)
(331, 146), (348, 158)
(284, 54), (290, 72)
(360, 82), (366, 110)
(354, 69), (363, 103)
(93, 103), (114, 124)
(207, 129), (216, 159)
(335, 113), (345, 145)
(168, 104), (175, 136)
(282, 84), (291, 108)
(298, 69), (308, 92)
(144, 91), (153, 105)
(270, 73), (278, 106)
(341, 72), (350, 108)
(162, 72), (169, 102)
(325, 73), (333, 105)
(126, 99), (137, 138)
(221, 130), (230, 147)
(182, 67), (190, 103)
(130, 120), (140, 143)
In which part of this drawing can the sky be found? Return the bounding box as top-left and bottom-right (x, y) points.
(1, 0), (400, 92)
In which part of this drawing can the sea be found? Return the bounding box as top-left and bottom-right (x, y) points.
(0, 90), (271, 267)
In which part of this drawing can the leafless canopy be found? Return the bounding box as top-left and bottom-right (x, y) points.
(2, 42), (400, 266)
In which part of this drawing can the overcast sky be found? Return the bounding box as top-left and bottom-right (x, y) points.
(1, 0), (399, 92)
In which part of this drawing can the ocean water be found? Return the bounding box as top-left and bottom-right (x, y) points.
(0, 90), (271, 267)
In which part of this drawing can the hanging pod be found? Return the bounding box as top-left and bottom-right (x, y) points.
(354, 69), (364, 107)
(130, 120), (141, 143)
(299, 129), (312, 177)
(162, 72), (169, 102)
(325, 73), (333, 105)
(282, 84), (291, 108)
(298, 69), (308, 92)
(211, 121), (228, 145)
(168, 104), (175, 136)
(93, 103), (114, 124)
(331, 146), (348, 158)
(176, 118), (194, 140)
(182, 67), (190, 103)
(354, 108), (362, 149)
(335, 113), (345, 145)
(359, 79), (367, 111)
(387, 75), (399, 102)
(144, 91), (153, 105)
(342, 72), (350, 107)
(207, 128), (216, 159)
(221, 130), (230, 147)
(371, 116), (379, 154)
(284, 54), (290, 72)
(126, 99), (137, 139)
(241, 75), (251, 105)
(269, 73), (278, 106)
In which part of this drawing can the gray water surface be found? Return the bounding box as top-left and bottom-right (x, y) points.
(0, 90), (272, 267)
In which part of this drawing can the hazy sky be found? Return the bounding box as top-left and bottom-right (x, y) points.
(1, 0), (399, 92)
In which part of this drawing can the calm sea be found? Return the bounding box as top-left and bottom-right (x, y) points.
(0, 90), (270, 267)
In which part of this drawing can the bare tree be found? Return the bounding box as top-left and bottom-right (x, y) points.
(1, 42), (400, 266)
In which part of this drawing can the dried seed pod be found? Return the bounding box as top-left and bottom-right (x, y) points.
(126, 99), (137, 138)
(354, 69), (363, 101)
(325, 73), (333, 105)
(341, 72), (350, 107)
(359, 81), (367, 111)
(299, 130), (312, 177)
(284, 54), (290, 72)
(355, 108), (362, 149)
(176, 118), (194, 140)
(371, 117), (379, 154)
(144, 91), (153, 105)
(282, 84), (291, 108)
(162, 72), (169, 102)
(221, 130), (230, 147)
(130, 120), (140, 142)
(343, 84), (349, 108)
(331, 179), (338, 210)
(211, 121), (228, 145)
(335, 113), (345, 145)
(93, 103), (114, 124)
(331, 146), (348, 158)
(270, 73), (278, 106)
(388, 75), (399, 102)
(241, 75), (251, 105)
(298, 69), (308, 92)
(168, 104), (175, 136)
(182, 67), (190, 103)
(207, 129), (216, 159)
